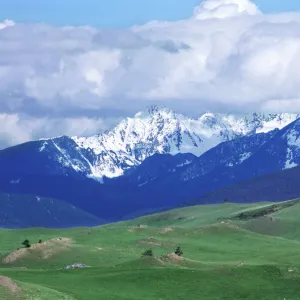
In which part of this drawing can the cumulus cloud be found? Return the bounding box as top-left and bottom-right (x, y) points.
(0, 113), (120, 149)
(193, 0), (260, 20)
(0, 19), (14, 30)
(0, 0), (300, 147)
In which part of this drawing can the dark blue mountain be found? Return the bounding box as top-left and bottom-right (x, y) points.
(0, 192), (104, 228)
(186, 165), (300, 206)
(122, 153), (197, 185)
(0, 136), (95, 178)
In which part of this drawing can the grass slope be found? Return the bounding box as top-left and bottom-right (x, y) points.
(1, 200), (300, 299)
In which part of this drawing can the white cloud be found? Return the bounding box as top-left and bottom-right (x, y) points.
(0, 19), (14, 30)
(193, 0), (260, 20)
(0, 0), (300, 147)
(0, 113), (120, 148)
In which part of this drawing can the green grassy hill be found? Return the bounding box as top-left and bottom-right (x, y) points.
(1, 199), (300, 299)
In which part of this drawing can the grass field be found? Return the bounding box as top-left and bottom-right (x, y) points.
(1, 200), (300, 299)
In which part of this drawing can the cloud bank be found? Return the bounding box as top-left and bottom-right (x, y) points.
(1, 0), (300, 147)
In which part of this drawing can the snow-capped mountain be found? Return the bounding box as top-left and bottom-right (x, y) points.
(126, 117), (300, 190)
(0, 114), (299, 223)
(238, 117), (300, 177)
(0, 105), (298, 183)
(40, 106), (299, 180)
(110, 118), (300, 212)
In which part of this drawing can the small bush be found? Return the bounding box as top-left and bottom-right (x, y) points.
(38, 239), (43, 244)
(175, 246), (183, 257)
(142, 249), (154, 257)
(22, 239), (31, 248)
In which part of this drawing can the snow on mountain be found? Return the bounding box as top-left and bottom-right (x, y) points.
(36, 106), (299, 180)
(180, 129), (278, 182)
(282, 119), (300, 169)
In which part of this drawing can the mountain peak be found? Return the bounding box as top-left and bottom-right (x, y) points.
(134, 105), (177, 119)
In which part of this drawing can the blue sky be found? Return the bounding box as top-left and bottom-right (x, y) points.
(1, 0), (300, 27)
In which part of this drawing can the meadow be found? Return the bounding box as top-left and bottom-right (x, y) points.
(1, 200), (300, 299)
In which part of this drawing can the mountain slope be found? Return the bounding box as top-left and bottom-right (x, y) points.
(228, 117), (300, 180)
(116, 119), (300, 211)
(0, 192), (104, 228)
(0, 137), (94, 179)
(187, 166), (300, 206)
(123, 129), (277, 185)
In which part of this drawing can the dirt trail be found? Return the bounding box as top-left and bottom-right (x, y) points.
(2, 237), (72, 264)
(0, 276), (20, 294)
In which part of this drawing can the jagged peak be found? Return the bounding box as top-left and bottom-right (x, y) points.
(134, 104), (179, 119)
(199, 112), (217, 120)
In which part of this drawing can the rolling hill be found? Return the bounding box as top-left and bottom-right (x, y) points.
(1, 199), (300, 299)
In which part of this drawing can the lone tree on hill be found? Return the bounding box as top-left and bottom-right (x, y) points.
(175, 246), (183, 257)
(22, 239), (31, 248)
(142, 249), (154, 257)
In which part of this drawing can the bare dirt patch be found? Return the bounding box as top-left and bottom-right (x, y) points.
(0, 276), (20, 294)
(2, 237), (73, 264)
(158, 227), (173, 234)
(160, 252), (202, 266)
(164, 253), (184, 261)
(160, 252), (187, 265)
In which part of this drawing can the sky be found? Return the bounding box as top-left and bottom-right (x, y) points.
(1, 0), (300, 148)
(0, 0), (300, 27)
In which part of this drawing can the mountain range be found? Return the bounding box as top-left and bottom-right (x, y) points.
(0, 106), (299, 226)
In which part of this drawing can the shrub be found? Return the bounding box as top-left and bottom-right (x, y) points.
(175, 246), (183, 257)
(38, 239), (43, 244)
(22, 239), (31, 248)
(142, 249), (154, 257)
